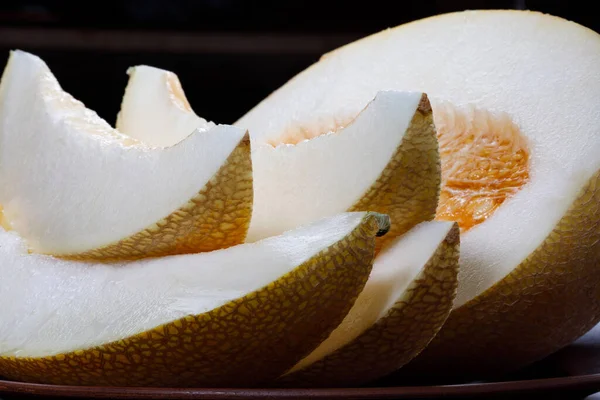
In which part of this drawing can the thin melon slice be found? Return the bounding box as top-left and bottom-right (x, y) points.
(117, 65), (215, 147)
(0, 211), (388, 387)
(277, 220), (460, 388)
(117, 66), (440, 247)
(0, 51), (252, 261)
(235, 10), (600, 376)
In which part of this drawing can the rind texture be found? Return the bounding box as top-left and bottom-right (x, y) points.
(277, 223), (460, 388)
(0, 214), (383, 387)
(62, 137), (253, 262)
(348, 94), (440, 252)
(401, 169), (600, 379)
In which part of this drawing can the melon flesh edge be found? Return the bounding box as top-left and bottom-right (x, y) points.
(0, 51), (246, 254)
(235, 10), (600, 306)
(116, 65), (214, 147)
(288, 220), (456, 373)
(0, 212), (368, 358)
(116, 71), (424, 243)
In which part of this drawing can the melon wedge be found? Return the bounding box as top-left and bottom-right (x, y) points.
(118, 66), (440, 247)
(117, 65), (215, 147)
(0, 211), (388, 387)
(235, 10), (600, 376)
(0, 51), (252, 261)
(277, 220), (460, 388)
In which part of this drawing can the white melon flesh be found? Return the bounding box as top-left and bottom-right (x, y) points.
(116, 66), (431, 242)
(0, 212), (374, 358)
(0, 51), (249, 257)
(117, 65), (214, 147)
(236, 10), (600, 307)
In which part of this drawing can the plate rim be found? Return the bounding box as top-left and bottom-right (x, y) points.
(1, 373), (600, 399)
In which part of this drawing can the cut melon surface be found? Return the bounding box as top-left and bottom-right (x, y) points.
(278, 220), (460, 388)
(0, 51), (252, 260)
(118, 66), (440, 245)
(0, 211), (388, 387)
(235, 10), (600, 375)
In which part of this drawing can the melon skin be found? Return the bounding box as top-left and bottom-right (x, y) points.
(0, 213), (386, 388)
(400, 169), (600, 379)
(348, 94), (440, 253)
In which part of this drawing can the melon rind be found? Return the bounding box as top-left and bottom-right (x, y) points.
(348, 94), (439, 252)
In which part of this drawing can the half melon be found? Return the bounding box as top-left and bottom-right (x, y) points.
(117, 66), (440, 247)
(236, 10), (600, 377)
(0, 211), (387, 387)
(0, 51), (252, 261)
(277, 220), (460, 388)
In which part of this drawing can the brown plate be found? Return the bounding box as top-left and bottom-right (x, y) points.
(0, 374), (599, 400)
(2, 324), (600, 400)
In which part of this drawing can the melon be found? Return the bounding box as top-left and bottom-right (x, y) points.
(0, 51), (252, 261)
(117, 66), (440, 248)
(278, 220), (460, 387)
(236, 10), (600, 377)
(0, 212), (387, 387)
(116, 65), (462, 386)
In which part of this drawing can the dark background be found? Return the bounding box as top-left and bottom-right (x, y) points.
(0, 0), (597, 125)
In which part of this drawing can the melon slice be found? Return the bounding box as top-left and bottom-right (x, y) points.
(0, 211), (388, 387)
(235, 10), (600, 376)
(277, 220), (460, 388)
(0, 51), (252, 261)
(117, 65), (215, 147)
(118, 66), (440, 247)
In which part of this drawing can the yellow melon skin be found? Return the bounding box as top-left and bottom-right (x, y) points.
(62, 135), (253, 262)
(349, 94), (440, 252)
(399, 170), (600, 379)
(0, 213), (386, 388)
(277, 222), (459, 388)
